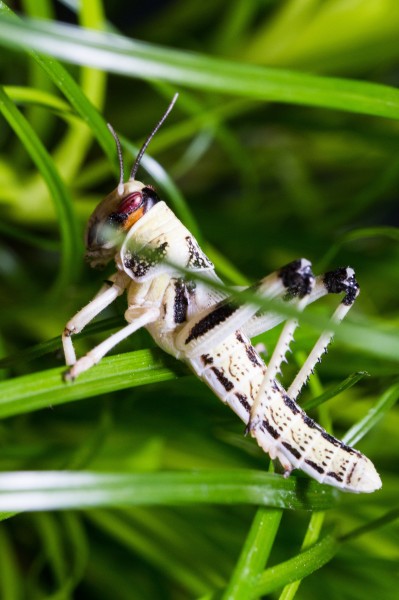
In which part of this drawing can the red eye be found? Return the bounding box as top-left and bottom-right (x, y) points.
(118, 192), (143, 214)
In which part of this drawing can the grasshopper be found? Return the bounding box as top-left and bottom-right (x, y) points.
(62, 95), (381, 493)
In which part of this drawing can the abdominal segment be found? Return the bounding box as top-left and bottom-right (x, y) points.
(188, 329), (381, 493)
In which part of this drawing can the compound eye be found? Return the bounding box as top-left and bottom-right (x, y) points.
(117, 191), (143, 215)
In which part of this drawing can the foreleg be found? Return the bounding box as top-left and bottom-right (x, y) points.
(64, 306), (159, 381)
(62, 272), (130, 366)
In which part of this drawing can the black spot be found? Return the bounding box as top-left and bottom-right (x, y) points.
(323, 268), (359, 306)
(263, 419), (280, 440)
(236, 332), (262, 367)
(108, 212), (128, 225)
(321, 431), (342, 448)
(327, 471), (343, 483)
(142, 186), (161, 207)
(201, 354), (214, 366)
(282, 441), (301, 459)
(211, 367), (234, 392)
(279, 259), (314, 298)
(305, 459), (324, 474)
(185, 302), (238, 344)
(320, 431), (359, 455)
(173, 279), (189, 324)
(283, 395), (301, 415)
(235, 392), (251, 412)
(124, 242), (168, 278)
(303, 414), (317, 429)
(185, 236), (213, 270)
(245, 343), (263, 367)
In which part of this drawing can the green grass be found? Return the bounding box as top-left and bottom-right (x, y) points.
(0, 1), (398, 598)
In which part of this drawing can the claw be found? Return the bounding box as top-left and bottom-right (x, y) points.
(283, 467), (293, 479)
(63, 368), (75, 383)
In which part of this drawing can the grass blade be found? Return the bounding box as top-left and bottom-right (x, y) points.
(343, 381), (399, 446)
(0, 470), (336, 512)
(0, 349), (184, 419)
(1, 16), (399, 121)
(254, 535), (339, 598)
(222, 506), (283, 599)
(0, 85), (79, 294)
(302, 372), (369, 412)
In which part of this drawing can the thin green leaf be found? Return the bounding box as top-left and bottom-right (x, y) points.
(340, 506), (399, 543)
(0, 85), (79, 294)
(4, 85), (74, 115)
(1, 16), (399, 120)
(0, 349), (184, 419)
(343, 381), (399, 447)
(222, 506), (283, 599)
(254, 535), (339, 598)
(34, 513), (68, 585)
(0, 527), (21, 600)
(0, 3), (205, 237)
(278, 512), (326, 600)
(0, 2), (113, 165)
(0, 470), (336, 512)
(302, 372), (369, 412)
(89, 509), (217, 596)
(318, 226), (399, 272)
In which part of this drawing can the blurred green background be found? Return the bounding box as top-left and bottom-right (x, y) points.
(0, 1), (398, 599)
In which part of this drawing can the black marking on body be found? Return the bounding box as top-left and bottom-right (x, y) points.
(298, 418), (357, 456)
(346, 462), (357, 484)
(319, 430), (360, 456)
(327, 471), (343, 483)
(201, 353), (214, 366)
(263, 419), (280, 440)
(283, 395), (301, 415)
(282, 441), (301, 459)
(236, 332), (263, 367)
(235, 393), (251, 412)
(141, 186), (161, 204)
(303, 414), (318, 429)
(211, 367), (234, 392)
(108, 212), (128, 226)
(323, 268), (359, 306)
(279, 259), (314, 299)
(236, 332), (245, 344)
(305, 459), (325, 474)
(185, 302), (238, 344)
(173, 279), (189, 324)
(124, 242), (168, 278)
(185, 236), (213, 270)
(247, 343), (263, 367)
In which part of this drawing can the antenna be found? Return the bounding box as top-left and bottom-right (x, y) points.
(129, 93), (179, 181)
(107, 123), (125, 196)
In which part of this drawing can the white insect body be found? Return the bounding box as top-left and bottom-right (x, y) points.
(62, 96), (381, 493)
